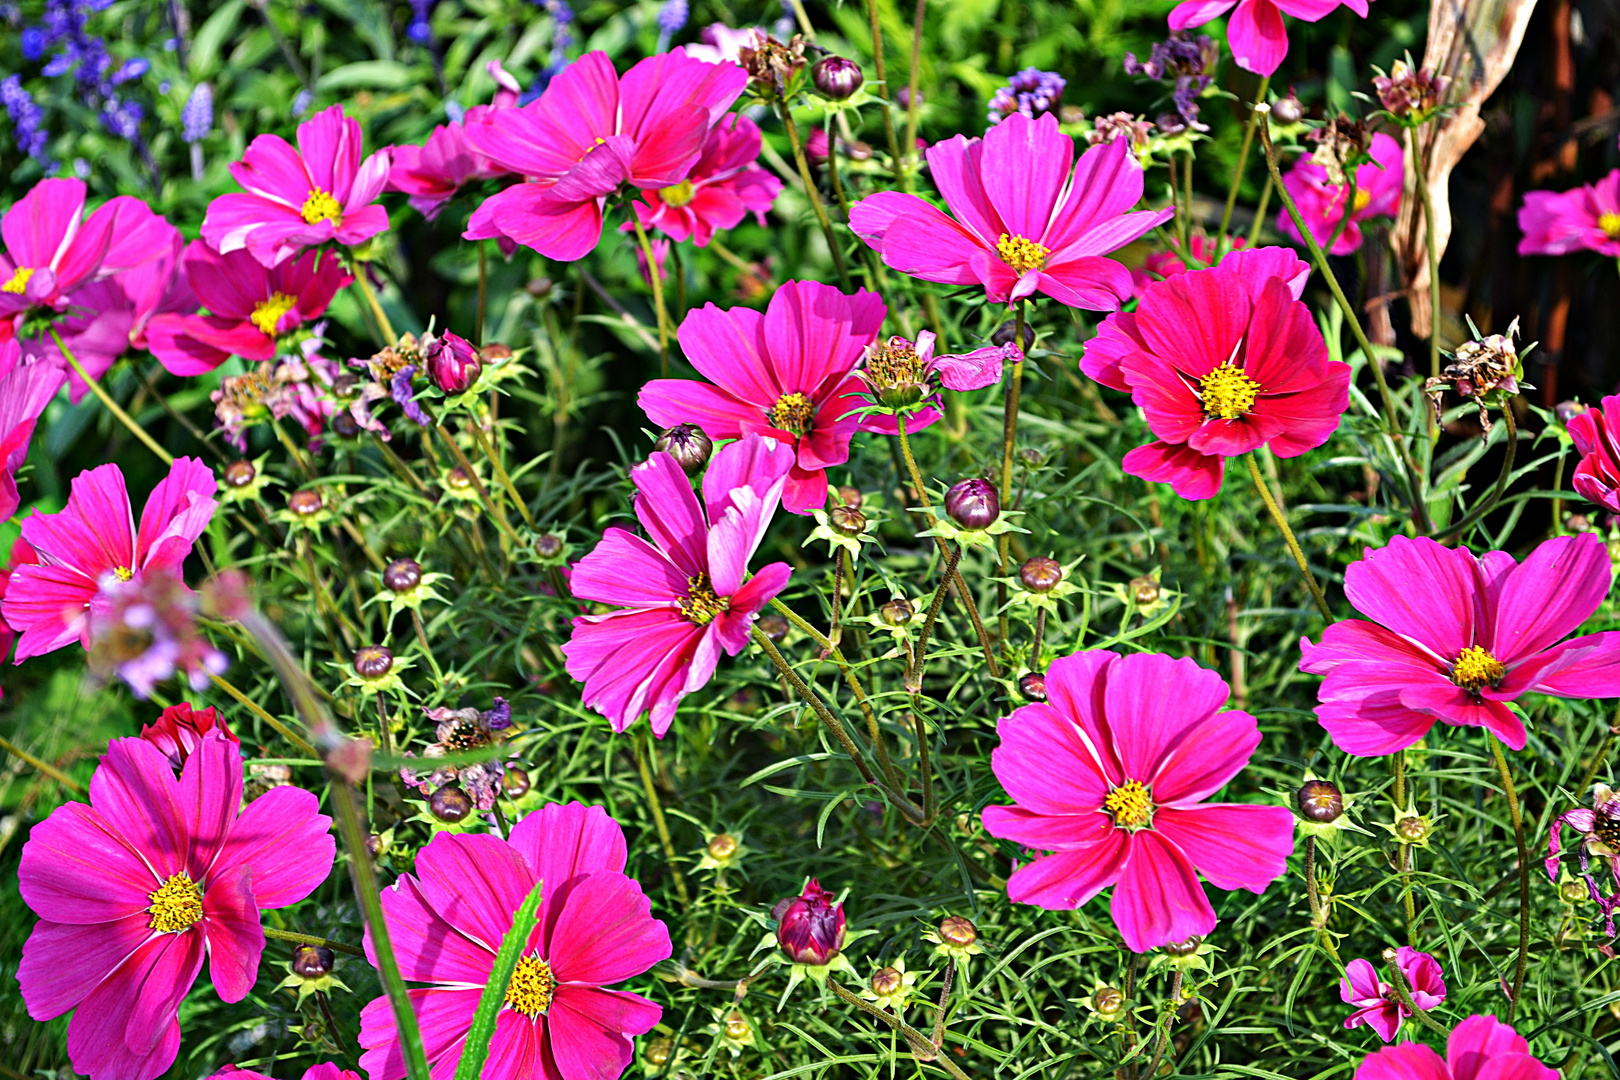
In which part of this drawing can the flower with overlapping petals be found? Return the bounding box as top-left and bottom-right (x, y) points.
(982, 649), (1295, 952)
(1081, 246), (1348, 500)
(17, 732), (335, 1080)
(1519, 170), (1620, 258)
(1169, 0), (1366, 76)
(1300, 533), (1620, 756)
(625, 113), (781, 247)
(849, 112), (1171, 308)
(564, 435), (794, 734)
(1568, 394), (1620, 514)
(387, 106), (515, 220)
(1340, 947), (1446, 1042)
(358, 801), (671, 1080)
(1277, 131), (1404, 256)
(202, 104), (391, 267)
(1355, 1014), (1557, 1080)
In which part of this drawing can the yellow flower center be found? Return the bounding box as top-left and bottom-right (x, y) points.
(660, 179), (697, 207)
(1, 266), (34, 294)
(996, 233), (1050, 275)
(301, 187), (343, 225)
(768, 392), (816, 436)
(679, 571), (727, 626)
(147, 872), (204, 933)
(1104, 779), (1153, 829)
(1351, 188), (1373, 214)
(1198, 363), (1261, 420)
(250, 292), (298, 337)
(1451, 645), (1505, 691)
(504, 955), (556, 1017)
(1601, 212), (1620, 240)
(113, 565), (134, 582)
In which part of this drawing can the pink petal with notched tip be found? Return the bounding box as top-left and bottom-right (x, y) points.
(1358, 1044), (1452, 1080)
(230, 131), (311, 204)
(1003, 833), (1130, 910)
(488, 186), (606, 261)
(1256, 363), (1352, 457)
(638, 378), (758, 441)
(868, 205), (994, 287)
(1339, 958), (1384, 1005)
(1343, 536), (1485, 661)
(86, 737), (189, 878)
(543, 870), (671, 985)
(1402, 682), (1527, 748)
(714, 562), (791, 654)
(2, 179), (90, 269)
(1081, 310), (1148, 392)
(564, 607), (708, 732)
(21, 461), (133, 574)
(176, 730), (241, 875)
(359, 986), (483, 1080)
(1242, 277), (1329, 390)
(210, 782), (334, 910)
(1489, 532), (1613, 663)
(1153, 804), (1293, 890)
(1168, 0), (1238, 29)
(978, 112), (1072, 242)
(17, 802), (152, 924)
(547, 984), (663, 1080)
(135, 456), (217, 572)
(4, 561), (98, 659)
(1098, 651), (1238, 793)
(1185, 410), (1281, 458)
(987, 702), (1111, 815)
(782, 464), (832, 515)
(760, 280), (885, 398)
(484, 1012), (543, 1080)
(1036, 255), (1138, 310)
(1316, 689), (1438, 757)
(1110, 829), (1216, 951)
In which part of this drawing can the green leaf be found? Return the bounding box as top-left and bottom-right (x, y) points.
(454, 877), (543, 1080)
(319, 60), (419, 92)
(190, 0), (246, 78)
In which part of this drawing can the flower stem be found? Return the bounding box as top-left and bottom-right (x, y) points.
(625, 203), (672, 374)
(475, 239), (488, 347)
(634, 727), (691, 912)
(865, 0), (905, 186)
(1487, 732), (1531, 1022)
(1216, 75), (1270, 258)
(466, 419), (537, 532)
(826, 978), (973, 1079)
(210, 672), (320, 759)
(348, 258), (396, 344)
(435, 423), (523, 554)
(1385, 950), (1453, 1036)
(902, 0), (926, 171)
(0, 735), (86, 794)
(51, 330), (173, 465)
(909, 542), (962, 693)
(1434, 405), (1518, 543)
(1244, 453), (1331, 620)
(996, 300), (1027, 652)
(263, 925), (366, 957)
(777, 99), (852, 291)
(1142, 970), (1184, 1080)
(1412, 131), (1442, 382)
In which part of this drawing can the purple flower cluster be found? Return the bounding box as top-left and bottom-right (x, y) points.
(88, 568), (229, 699)
(15, 0), (154, 150)
(987, 67), (1066, 125)
(391, 365), (431, 427)
(658, 0), (690, 35)
(1, 75), (51, 163)
(181, 82), (212, 144)
(521, 0), (576, 101)
(408, 0), (434, 44)
(1124, 32), (1219, 133)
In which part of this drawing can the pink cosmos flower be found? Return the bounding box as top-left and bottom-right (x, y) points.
(1569, 394), (1620, 514)
(564, 435), (795, 735)
(388, 105), (515, 220)
(17, 731), (335, 1080)
(1080, 245), (1349, 500)
(638, 280), (888, 514)
(981, 649), (1295, 952)
(1169, 0), (1366, 76)
(201, 104), (391, 267)
(214, 1065), (359, 1080)
(1519, 170), (1620, 257)
(626, 114), (782, 247)
(1548, 782), (1620, 934)
(1277, 131), (1404, 256)
(358, 801), (671, 1080)
(463, 50), (748, 261)
(3, 457), (217, 662)
(1130, 233), (1246, 298)
(1340, 947), (1447, 1042)
(1300, 532), (1620, 756)
(1355, 1014), (1557, 1080)
(849, 112), (1172, 308)
(145, 242), (351, 376)
(0, 343), (65, 522)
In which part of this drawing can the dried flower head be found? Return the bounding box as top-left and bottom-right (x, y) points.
(1423, 317), (1524, 434)
(1373, 59), (1449, 123)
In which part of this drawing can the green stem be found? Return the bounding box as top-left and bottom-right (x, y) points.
(211, 673), (320, 759)
(625, 203), (672, 373)
(902, 0), (925, 172)
(0, 735), (86, 794)
(51, 330), (172, 464)
(865, 0), (905, 186)
(349, 258), (396, 344)
(1385, 952), (1453, 1036)
(996, 300), (1027, 653)
(467, 420), (537, 531)
(1216, 75), (1270, 257)
(634, 728), (691, 912)
(826, 979), (972, 1079)
(475, 239), (488, 347)
(908, 542), (962, 693)
(1142, 970), (1184, 1080)
(1435, 405), (1518, 543)
(436, 423), (524, 552)
(1487, 732), (1531, 1022)
(1413, 131), (1441, 381)
(1244, 454), (1331, 620)
(777, 100), (852, 290)
(263, 925), (366, 957)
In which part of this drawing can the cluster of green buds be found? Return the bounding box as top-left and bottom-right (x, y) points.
(807, 488), (877, 561)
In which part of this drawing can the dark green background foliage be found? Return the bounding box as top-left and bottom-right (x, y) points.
(3, 0), (1620, 1077)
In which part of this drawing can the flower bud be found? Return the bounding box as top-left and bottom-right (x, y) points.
(829, 505), (867, 536)
(480, 342), (513, 362)
(1556, 400), (1589, 426)
(944, 478), (999, 530)
(1155, 112), (1187, 135)
(643, 1037), (674, 1066)
(1163, 936), (1202, 956)
(1092, 985), (1124, 1019)
(445, 467), (474, 491)
(331, 411), (362, 439)
(366, 833), (386, 857)
(535, 533), (565, 560)
(502, 766), (531, 798)
(723, 1012), (752, 1042)
(772, 878), (846, 965)
(758, 613), (789, 642)
(897, 86), (919, 110)
(836, 486), (863, 508)
(880, 598), (915, 626)
(1561, 880), (1589, 904)
(843, 139), (874, 161)
(1019, 557), (1063, 593)
(1271, 92), (1305, 125)
(805, 126), (830, 165)
(424, 331), (483, 394)
(383, 558), (422, 593)
(224, 460), (256, 488)
(429, 784), (473, 822)
(353, 645), (394, 679)
(655, 423), (713, 475)
(526, 277), (554, 299)
(708, 833), (740, 860)
(1130, 574), (1160, 608)
(1018, 671), (1047, 702)
(1396, 815), (1430, 843)
(937, 915), (978, 948)
(1295, 779), (1344, 823)
(289, 489), (324, 516)
(992, 319), (1035, 350)
(292, 944), (335, 978)
(140, 703), (238, 768)
(870, 966), (904, 996)
(813, 56), (864, 100)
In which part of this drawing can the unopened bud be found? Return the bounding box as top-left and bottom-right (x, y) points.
(773, 879), (846, 965)
(880, 598), (914, 626)
(644, 1037), (674, 1066)
(366, 833), (385, 857)
(1396, 815), (1430, 842)
(829, 505), (867, 536)
(288, 489), (324, 516)
(944, 478), (999, 530)
(480, 343), (513, 362)
(870, 966), (904, 996)
(502, 767), (531, 797)
(1295, 779), (1344, 823)
(1092, 985), (1124, 1018)
(423, 331), (483, 394)
(526, 277), (554, 298)
(383, 558), (422, 593)
(1561, 880), (1589, 904)
(429, 784), (473, 822)
(224, 460), (256, 487)
(758, 614), (789, 642)
(1163, 936), (1202, 956)
(708, 833), (739, 860)
(535, 533), (565, 560)
(331, 411), (361, 439)
(292, 945), (335, 978)
(1019, 557), (1063, 593)
(1130, 574), (1160, 608)
(723, 1012), (752, 1042)
(1271, 92), (1305, 125)
(813, 56), (864, 100)
(352, 645), (393, 678)
(938, 915), (978, 947)
(991, 319), (1035, 350)
(445, 467), (473, 491)
(655, 423), (714, 475)
(836, 486), (862, 508)
(1018, 671), (1047, 702)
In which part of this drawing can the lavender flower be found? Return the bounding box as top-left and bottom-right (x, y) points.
(1, 75), (51, 162)
(658, 0), (689, 35)
(987, 67), (1065, 125)
(181, 82), (212, 143)
(391, 364), (431, 427)
(1124, 32), (1218, 132)
(408, 0), (433, 43)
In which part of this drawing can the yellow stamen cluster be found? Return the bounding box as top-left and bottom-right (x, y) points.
(660, 180), (697, 207)
(1350, 188), (1373, 214)
(113, 565), (135, 582)
(250, 292), (298, 337)
(768, 392), (816, 436)
(301, 188), (343, 226)
(1198, 363), (1261, 420)
(1104, 780), (1153, 829)
(679, 571), (727, 626)
(147, 872), (204, 933)
(1451, 645), (1504, 691)
(1601, 212), (1620, 240)
(504, 955), (556, 1017)
(996, 233), (1050, 275)
(2, 266), (35, 295)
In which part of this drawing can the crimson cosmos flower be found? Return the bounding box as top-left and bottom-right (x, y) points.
(1567, 393), (1620, 514)
(139, 702), (238, 769)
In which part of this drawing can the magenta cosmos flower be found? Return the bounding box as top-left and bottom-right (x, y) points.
(1081, 245), (1348, 500)
(202, 104), (391, 267)
(145, 242), (351, 376)
(981, 649), (1295, 952)
(1170, 0), (1365, 76)
(359, 801), (671, 1080)
(0, 344), (65, 522)
(463, 49), (748, 261)
(849, 112), (1171, 308)
(626, 113), (782, 247)
(1130, 232), (1246, 299)
(18, 731), (335, 1080)
(1569, 395), (1620, 514)
(1277, 131), (1404, 256)
(1301, 532), (1620, 756)
(564, 435), (794, 735)
(3, 457), (217, 662)
(1356, 1015), (1557, 1080)
(639, 280), (888, 514)
(388, 105), (515, 220)
(215, 1066), (358, 1080)
(1341, 947), (1446, 1042)
(1519, 170), (1620, 257)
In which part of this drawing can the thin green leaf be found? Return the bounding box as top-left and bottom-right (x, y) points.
(454, 877), (544, 1080)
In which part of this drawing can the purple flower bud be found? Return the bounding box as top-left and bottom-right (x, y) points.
(1270, 92), (1305, 125)
(1296, 779), (1344, 823)
(944, 478), (999, 530)
(383, 558), (422, 593)
(353, 645), (394, 679)
(1019, 557), (1062, 593)
(224, 460), (256, 488)
(502, 766), (531, 797)
(292, 945), (335, 978)
(423, 331), (483, 394)
(773, 879), (846, 965)
(829, 505), (867, 536)
(813, 56), (864, 101)
(758, 613), (789, 641)
(1018, 671), (1047, 701)
(429, 784), (473, 822)
(482, 696), (512, 730)
(654, 423), (713, 475)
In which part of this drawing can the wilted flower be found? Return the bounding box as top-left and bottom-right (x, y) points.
(773, 878), (847, 966)
(737, 34), (807, 98)
(1423, 318), (1523, 433)
(1372, 60), (1449, 123)
(855, 331), (1017, 417)
(398, 698), (512, 811)
(1088, 111), (1154, 154)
